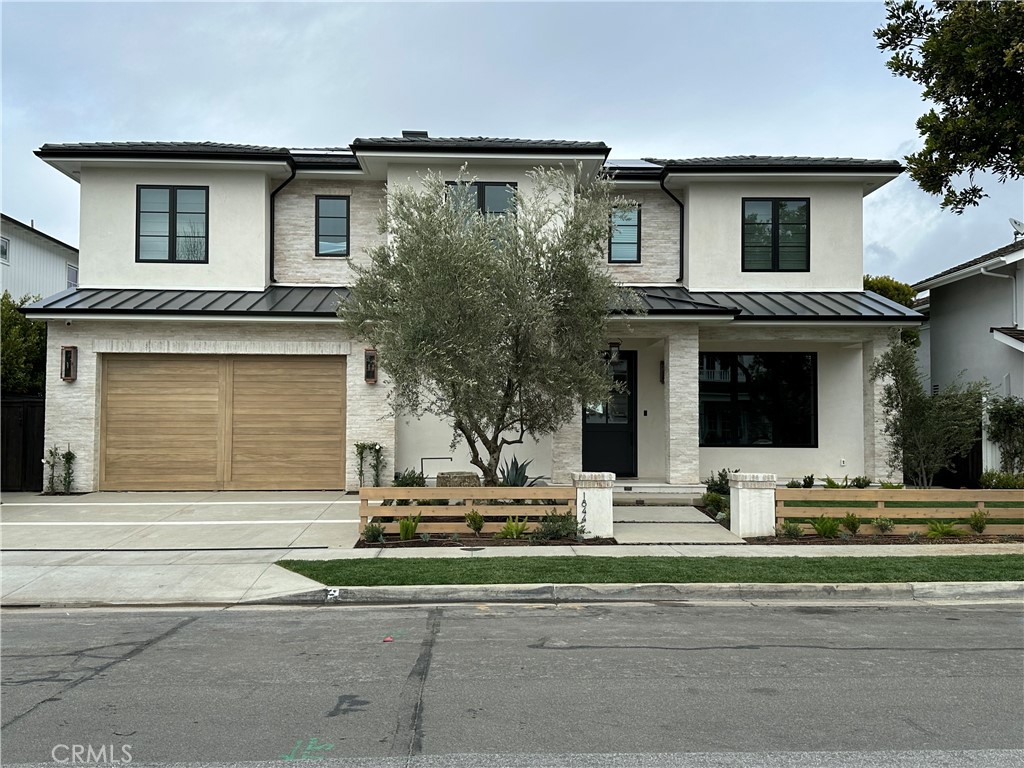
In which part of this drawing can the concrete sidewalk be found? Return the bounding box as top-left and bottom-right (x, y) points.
(2, 491), (1022, 607)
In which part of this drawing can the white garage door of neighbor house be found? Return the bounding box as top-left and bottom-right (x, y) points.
(100, 354), (346, 491)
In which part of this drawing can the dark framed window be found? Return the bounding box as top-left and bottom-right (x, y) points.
(698, 352), (817, 447)
(445, 181), (517, 216)
(316, 196), (350, 257)
(742, 198), (809, 271)
(136, 186), (209, 263)
(66, 263), (78, 289)
(0, 237), (8, 264)
(609, 206), (641, 263)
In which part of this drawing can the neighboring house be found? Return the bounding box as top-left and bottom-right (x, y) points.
(1, 213), (79, 301)
(913, 240), (1024, 470)
(23, 134), (920, 493)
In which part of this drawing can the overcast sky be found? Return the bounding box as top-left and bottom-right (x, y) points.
(2, 1), (1021, 285)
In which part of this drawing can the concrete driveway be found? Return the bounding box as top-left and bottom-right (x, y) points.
(0, 490), (359, 605)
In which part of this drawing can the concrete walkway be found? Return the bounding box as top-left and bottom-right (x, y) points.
(2, 491), (1021, 606)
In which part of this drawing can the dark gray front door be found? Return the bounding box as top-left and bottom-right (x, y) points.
(582, 351), (638, 478)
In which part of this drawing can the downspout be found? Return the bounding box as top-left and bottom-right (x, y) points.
(659, 173), (685, 284)
(979, 265), (1018, 327)
(268, 156), (297, 284)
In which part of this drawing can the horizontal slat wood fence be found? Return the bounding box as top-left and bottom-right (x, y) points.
(359, 486), (576, 536)
(775, 488), (1024, 536)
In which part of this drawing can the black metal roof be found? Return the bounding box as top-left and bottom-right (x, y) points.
(645, 156), (903, 173)
(23, 286), (349, 317)
(24, 285), (920, 323)
(914, 241), (1024, 288)
(36, 141), (292, 162)
(351, 136), (609, 155)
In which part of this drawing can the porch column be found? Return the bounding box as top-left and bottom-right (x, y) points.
(551, 408), (582, 485)
(862, 330), (899, 483)
(664, 327), (700, 484)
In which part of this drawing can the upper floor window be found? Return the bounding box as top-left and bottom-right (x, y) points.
(446, 181), (517, 216)
(609, 207), (640, 263)
(316, 196), (350, 257)
(0, 237), (8, 264)
(137, 186), (208, 263)
(66, 263), (78, 289)
(742, 198), (809, 271)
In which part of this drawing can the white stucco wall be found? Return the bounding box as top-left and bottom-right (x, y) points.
(79, 167), (271, 290)
(684, 182), (864, 292)
(42, 319), (392, 491)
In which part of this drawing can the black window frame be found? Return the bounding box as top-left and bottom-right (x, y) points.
(135, 185), (210, 264)
(445, 181), (518, 216)
(608, 205), (641, 264)
(315, 195), (351, 258)
(741, 197), (810, 272)
(698, 351), (818, 448)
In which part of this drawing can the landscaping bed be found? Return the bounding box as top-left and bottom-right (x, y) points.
(355, 535), (618, 548)
(745, 534), (1024, 545)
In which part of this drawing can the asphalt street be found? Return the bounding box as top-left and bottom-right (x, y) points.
(2, 602), (1022, 767)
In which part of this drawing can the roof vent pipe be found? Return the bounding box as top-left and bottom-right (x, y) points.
(402, 130), (429, 139)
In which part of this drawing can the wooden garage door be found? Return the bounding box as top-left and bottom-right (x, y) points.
(101, 355), (345, 491)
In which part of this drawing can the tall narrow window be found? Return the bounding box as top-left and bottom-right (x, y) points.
(136, 186), (208, 262)
(0, 237), (9, 264)
(742, 198), (809, 271)
(316, 196), (350, 257)
(66, 263), (78, 289)
(609, 207), (640, 263)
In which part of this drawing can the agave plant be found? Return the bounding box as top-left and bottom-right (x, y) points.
(499, 455), (547, 487)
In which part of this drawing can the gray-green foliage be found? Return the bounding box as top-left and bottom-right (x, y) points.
(1, 291), (46, 397)
(339, 166), (643, 485)
(870, 330), (987, 488)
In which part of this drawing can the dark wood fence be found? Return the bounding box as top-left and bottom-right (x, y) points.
(2, 397), (45, 491)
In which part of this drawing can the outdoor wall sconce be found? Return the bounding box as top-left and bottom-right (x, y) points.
(61, 346), (78, 382)
(364, 348), (378, 384)
(608, 340), (621, 361)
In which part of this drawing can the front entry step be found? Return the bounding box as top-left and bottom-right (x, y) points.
(612, 505), (746, 545)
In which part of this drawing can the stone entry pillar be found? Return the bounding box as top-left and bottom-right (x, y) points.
(664, 328), (700, 484)
(728, 472), (777, 538)
(571, 471), (615, 538)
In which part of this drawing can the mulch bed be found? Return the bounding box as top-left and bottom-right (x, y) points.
(745, 535), (1024, 545)
(355, 536), (618, 549)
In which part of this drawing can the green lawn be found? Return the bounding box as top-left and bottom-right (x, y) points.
(278, 554), (1024, 587)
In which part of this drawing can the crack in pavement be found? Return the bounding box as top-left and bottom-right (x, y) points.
(389, 607), (442, 763)
(0, 615), (202, 730)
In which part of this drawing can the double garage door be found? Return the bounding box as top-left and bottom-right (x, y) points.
(100, 355), (346, 491)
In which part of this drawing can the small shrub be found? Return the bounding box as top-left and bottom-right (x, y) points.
(60, 447), (76, 495)
(778, 520), (803, 539)
(392, 468), (426, 506)
(907, 531), (921, 544)
(715, 509), (730, 526)
(450, 533), (461, 544)
(531, 510), (585, 541)
(701, 491), (728, 515)
(704, 468), (737, 495)
(495, 515), (529, 539)
(968, 509), (990, 534)
(419, 532), (431, 542)
(880, 481), (905, 489)
(785, 479), (802, 488)
(872, 516), (895, 533)
(823, 475), (849, 489)
(850, 476), (872, 489)
(465, 509), (485, 535)
(839, 532), (852, 542)
(802, 474), (815, 488)
(810, 515), (842, 538)
(979, 470), (1024, 489)
(841, 513), (861, 535)
(362, 522), (385, 543)
(398, 514), (422, 541)
(926, 520), (965, 539)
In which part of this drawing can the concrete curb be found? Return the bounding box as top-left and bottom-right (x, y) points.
(248, 580), (1024, 606)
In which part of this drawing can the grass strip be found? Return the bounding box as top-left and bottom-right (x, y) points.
(278, 554), (1024, 587)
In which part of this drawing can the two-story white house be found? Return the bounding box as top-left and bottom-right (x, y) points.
(1, 213), (79, 301)
(24, 133), (920, 492)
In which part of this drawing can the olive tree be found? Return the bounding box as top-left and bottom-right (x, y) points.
(870, 329), (988, 487)
(339, 166), (642, 485)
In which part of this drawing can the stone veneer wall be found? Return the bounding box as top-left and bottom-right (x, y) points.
(604, 188), (681, 285)
(664, 327), (701, 484)
(43, 320), (394, 492)
(861, 329), (898, 483)
(274, 179), (386, 285)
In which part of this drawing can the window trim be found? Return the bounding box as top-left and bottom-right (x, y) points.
(66, 262), (78, 289)
(698, 351), (818, 448)
(135, 185), (210, 264)
(0, 236), (8, 264)
(315, 194), (351, 258)
(608, 205), (642, 264)
(445, 181), (518, 215)
(741, 197), (810, 272)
